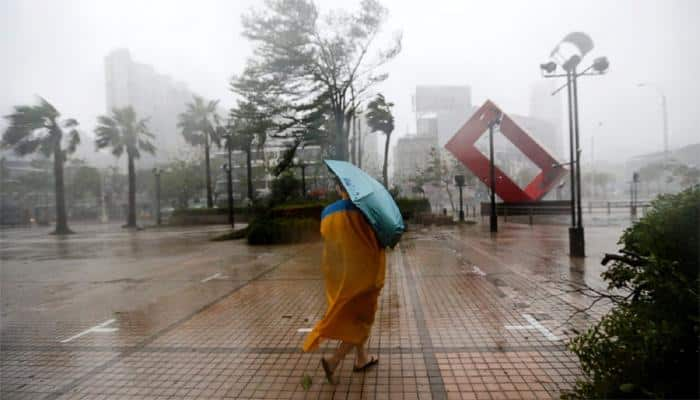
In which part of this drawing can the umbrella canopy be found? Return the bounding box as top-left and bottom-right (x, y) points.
(324, 160), (405, 248)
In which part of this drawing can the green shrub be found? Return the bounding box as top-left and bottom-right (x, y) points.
(247, 217), (320, 245)
(564, 186), (699, 399)
(270, 202), (327, 220)
(396, 198), (431, 220)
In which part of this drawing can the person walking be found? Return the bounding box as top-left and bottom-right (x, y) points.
(302, 178), (386, 384)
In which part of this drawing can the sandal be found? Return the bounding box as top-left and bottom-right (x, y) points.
(321, 358), (336, 384)
(353, 356), (379, 372)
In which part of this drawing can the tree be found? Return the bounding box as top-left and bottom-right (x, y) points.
(229, 101), (271, 202)
(177, 95), (221, 208)
(157, 158), (205, 209)
(1, 97), (80, 234)
(366, 93), (394, 187)
(239, 0), (401, 161)
(564, 187), (699, 398)
(95, 107), (156, 228)
(66, 160), (101, 206)
(670, 163), (700, 188)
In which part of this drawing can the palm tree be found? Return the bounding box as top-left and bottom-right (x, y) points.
(229, 101), (269, 202)
(366, 94), (395, 188)
(94, 107), (155, 228)
(1, 97), (80, 234)
(177, 96), (221, 208)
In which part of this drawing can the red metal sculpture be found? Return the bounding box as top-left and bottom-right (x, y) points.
(445, 100), (566, 202)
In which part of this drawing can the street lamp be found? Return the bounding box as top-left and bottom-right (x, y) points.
(454, 175), (465, 222)
(540, 31), (609, 257)
(152, 168), (162, 226)
(487, 110), (502, 233)
(222, 133), (235, 228)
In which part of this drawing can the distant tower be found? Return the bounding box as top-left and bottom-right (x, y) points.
(104, 49), (198, 166)
(413, 85), (472, 147)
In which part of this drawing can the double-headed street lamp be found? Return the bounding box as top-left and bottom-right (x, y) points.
(540, 32), (609, 257)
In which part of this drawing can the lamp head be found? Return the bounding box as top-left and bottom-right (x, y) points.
(550, 32), (594, 72)
(592, 56), (609, 73)
(540, 61), (557, 74)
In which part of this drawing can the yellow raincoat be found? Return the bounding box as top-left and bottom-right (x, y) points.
(302, 199), (386, 351)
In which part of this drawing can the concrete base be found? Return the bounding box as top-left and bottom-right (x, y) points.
(569, 226), (586, 257)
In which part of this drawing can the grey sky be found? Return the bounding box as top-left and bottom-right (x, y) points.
(2, 0), (698, 164)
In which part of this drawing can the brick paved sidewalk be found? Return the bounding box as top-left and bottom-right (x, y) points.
(2, 224), (618, 399)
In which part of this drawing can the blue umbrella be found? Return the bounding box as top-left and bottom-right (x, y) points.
(324, 160), (405, 248)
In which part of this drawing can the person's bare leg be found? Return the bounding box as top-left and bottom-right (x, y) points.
(354, 338), (376, 368)
(324, 341), (354, 374)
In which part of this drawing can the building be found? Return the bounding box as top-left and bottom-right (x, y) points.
(355, 114), (383, 180)
(529, 80), (564, 158)
(413, 85), (472, 147)
(104, 49), (197, 166)
(392, 132), (439, 195)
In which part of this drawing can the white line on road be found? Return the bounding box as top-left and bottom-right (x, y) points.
(60, 319), (117, 343)
(471, 265), (487, 276)
(297, 328), (312, 333)
(201, 273), (222, 283)
(523, 314), (559, 341)
(505, 313), (559, 341)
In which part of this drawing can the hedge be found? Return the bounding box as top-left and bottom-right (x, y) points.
(269, 202), (327, 220)
(171, 207), (251, 217)
(247, 217), (320, 245)
(395, 198), (431, 220)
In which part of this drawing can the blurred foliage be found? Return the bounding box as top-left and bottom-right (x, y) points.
(66, 162), (101, 204)
(564, 186), (699, 399)
(269, 171), (303, 206)
(395, 198), (431, 220)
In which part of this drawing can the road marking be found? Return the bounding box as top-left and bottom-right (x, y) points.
(201, 273), (223, 283)
(297, 328), (312, 333)
(60, 319), (117, 343)
(505, 313), (559, 341)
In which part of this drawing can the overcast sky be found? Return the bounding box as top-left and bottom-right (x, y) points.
(1, 0), (698, 164)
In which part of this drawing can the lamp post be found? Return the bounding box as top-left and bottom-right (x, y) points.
(455, 175), (465, 222)
(293, 157), (316, 199)
(152, 168), (162, 226)
(222, 133), (235, 228)
(488, 110), (502, 233)
(540, 32), (609, 257)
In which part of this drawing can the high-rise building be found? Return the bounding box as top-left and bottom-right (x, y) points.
(392, 132), (439, 195)
(104, 49), (196, 166)
(413, 85), (472, 147)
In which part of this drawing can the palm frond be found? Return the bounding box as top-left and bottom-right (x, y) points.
(65, 129), (81, 154)
(138, 139), (156, 156)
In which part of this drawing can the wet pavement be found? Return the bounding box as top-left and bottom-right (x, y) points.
(1, 221), (627, 399)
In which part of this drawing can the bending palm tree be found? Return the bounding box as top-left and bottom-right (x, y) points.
(1, 97), (80, 234)
(178, 96), (221, 208)
(95, 107), (155, 228)
(229, 101), (269, 202)
(366, 94), (395, 188)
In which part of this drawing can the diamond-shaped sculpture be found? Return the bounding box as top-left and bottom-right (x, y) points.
(445, 100), (566, 202)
